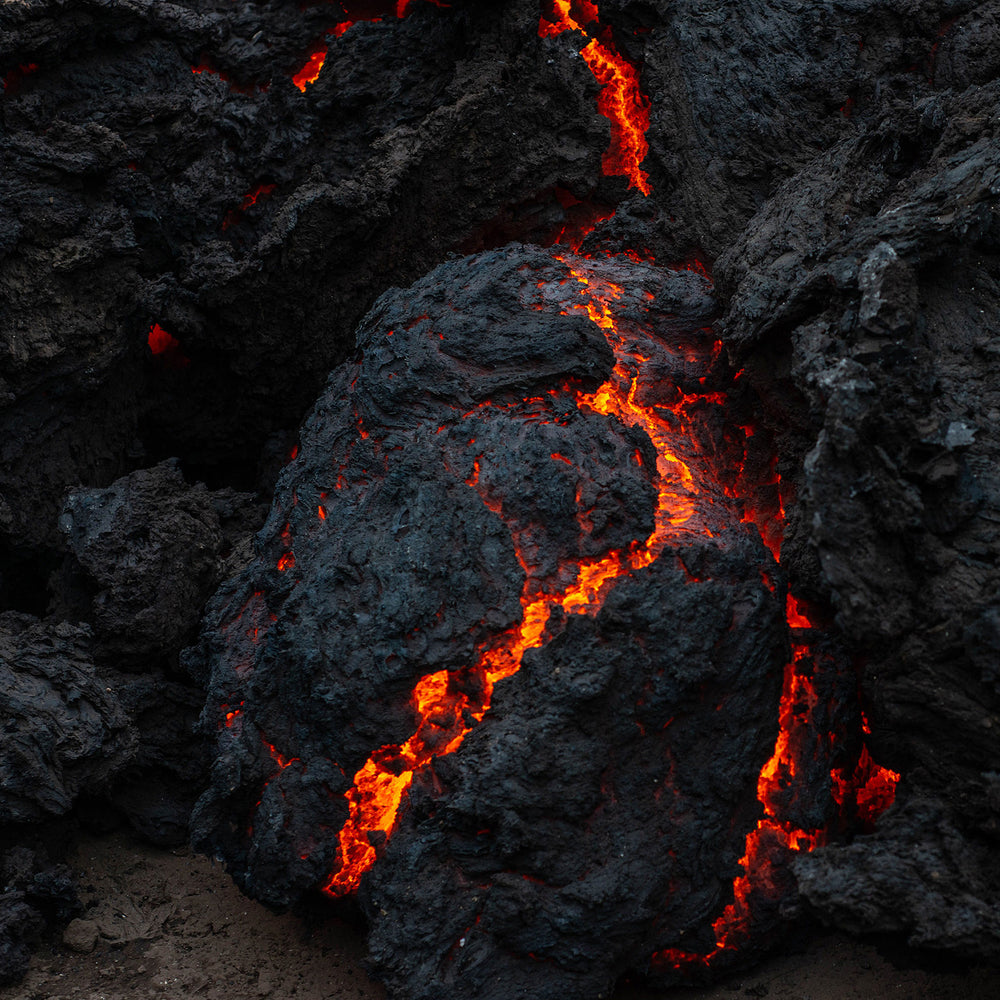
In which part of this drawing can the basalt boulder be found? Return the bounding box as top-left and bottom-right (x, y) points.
(189, 246), (790, 999)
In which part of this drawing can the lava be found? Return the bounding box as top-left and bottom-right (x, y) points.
(222, 183), (278, 230)
(291, 0), (449, 90)
(292, 46), (329, 91)
(316, 252), (897, 909)
(538, 1), (651, 194)
(321, 258), (721, 897)
(653, 507), (899, 969)
(216, 0), (897, 968)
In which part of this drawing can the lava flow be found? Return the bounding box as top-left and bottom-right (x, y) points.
(653, 492), (900, 969)
(322, 260), (719, 896)
(210, 0), (899, 971)
(539, 1), (652, 194)
(292, 0), (449, 91)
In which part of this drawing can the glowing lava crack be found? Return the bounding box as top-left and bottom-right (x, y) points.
(190, 245), (830, 998)
(322, 261), (714, 897)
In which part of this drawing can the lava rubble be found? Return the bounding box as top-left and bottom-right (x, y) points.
(2, 0), (1000, 994)
(188, 245), (894, 999)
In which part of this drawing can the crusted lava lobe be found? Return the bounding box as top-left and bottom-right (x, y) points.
(188, 245), (787, 998)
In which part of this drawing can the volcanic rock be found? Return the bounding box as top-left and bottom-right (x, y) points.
(189, 245), (788, 998)
(0, 0), (608, 594)
(717, 77), (1000, 958)
(45, 460), (265, 843)
(61, 917), (99, 955)
(0, 614), (134, 824)
(54, 460), (228, 666)
(0, 0), (999, 990)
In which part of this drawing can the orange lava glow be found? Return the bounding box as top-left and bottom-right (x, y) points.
(321, 259), (719, 898)
(831, 745), (901, 830)
(785, 592), (813, 629)
(294, 1), (449, 87)
(538, 1), (651, 194)
(147, 323), (191, 369)
(222, 183), (277, 230)
(292, 46), (328, 90)
(653, 533), (899, 969)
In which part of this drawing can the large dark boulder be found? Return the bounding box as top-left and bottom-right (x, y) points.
(189, 245), (790, 998)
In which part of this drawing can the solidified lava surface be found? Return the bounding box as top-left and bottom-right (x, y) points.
(3, 0), (1000, 993)
(189, 245), (887, 998)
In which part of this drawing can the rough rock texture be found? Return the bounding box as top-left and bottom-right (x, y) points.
(0, 0), (609, 602)
(0, 616), (117, 984)
(1, 0), (999, 993)
(718, 76), (1000, 960)
(0, 614), (135, 825)
(189, 247), (789, 998)
(55, 460), (227, 665)
(47, 461), (265, 844)
(0, 845), (78, 986)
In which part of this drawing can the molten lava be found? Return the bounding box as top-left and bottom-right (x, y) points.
(538, 1), (651, 194)
(291, 0), (449, 90)
(321, 257), (721, 897)
(206, 1), (899, 973)
(654, 492), (899, 969)
(292, 46), (328, 91)
(222, 183), (277, 230)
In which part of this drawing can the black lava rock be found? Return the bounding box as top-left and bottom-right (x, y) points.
(190, 245), (787, 999)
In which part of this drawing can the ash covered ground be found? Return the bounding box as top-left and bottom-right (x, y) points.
(2, 1), (999, 997)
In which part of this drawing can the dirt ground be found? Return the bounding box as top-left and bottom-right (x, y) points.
(2, 831), (995, 1000)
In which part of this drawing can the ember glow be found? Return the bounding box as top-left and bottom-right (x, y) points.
(292, 46), (329, 91)
(147, 323), (190, 369)
(321, 257), (722, 897)
(215, 0), (898, 968)
(222, 183), (277, 230)
(538, 1), (651, 194)
(292, 1), (449, 90)
(654, 490), (900, 969)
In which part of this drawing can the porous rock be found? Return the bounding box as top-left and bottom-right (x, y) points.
(0, 613), (135, 824)
(55, 459), (227, 665)
(717, 79), (1000, 958)
(190, 246), (787, 999)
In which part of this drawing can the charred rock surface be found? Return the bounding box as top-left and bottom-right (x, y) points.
(45, 460), (265, 844)
(4, 1), (984, 578)
(189, 246), (788, 997)
(0, 615), (135, 824)
(718, 80), (1000, 957)
(0, 0), (608, 588)
(0, 0), (998, 991)
(364, 542), (785, 1000)
(0, 844), (78, 987)
(0, 617), (125, 983)
(54, 460), (228, 665)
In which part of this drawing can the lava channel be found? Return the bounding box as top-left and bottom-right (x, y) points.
(539, 0), (652, 195)
(321, 256), (722, 897)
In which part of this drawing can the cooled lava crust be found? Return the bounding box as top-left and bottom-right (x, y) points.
(189, 246), (789, 998)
